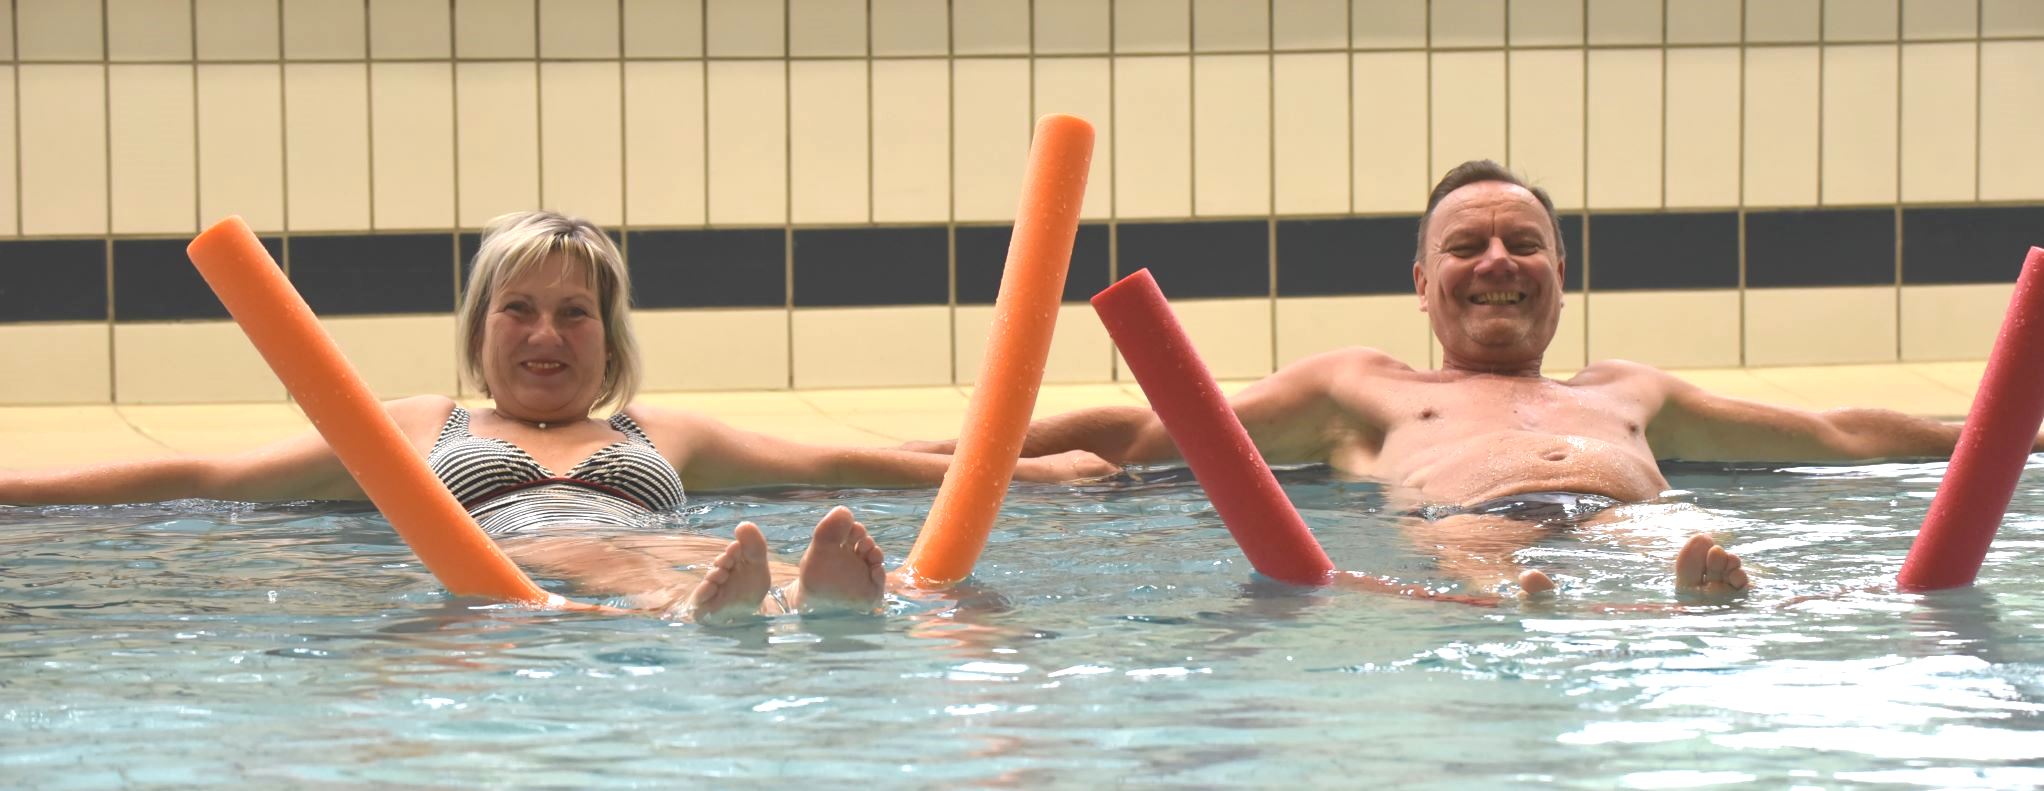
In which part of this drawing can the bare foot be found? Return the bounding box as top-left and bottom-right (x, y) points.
(782, 506), (886, 616)
(666, 523), (772, 625)
(1518, 569), (1557, 598)
(1675, 533), (1750, 594)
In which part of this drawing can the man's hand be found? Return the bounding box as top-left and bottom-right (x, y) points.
(898, 438), (956, 454)
(1013, 449), (1121, 483)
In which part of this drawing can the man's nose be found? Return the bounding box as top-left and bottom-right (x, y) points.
(1472, 237), (1515, 275)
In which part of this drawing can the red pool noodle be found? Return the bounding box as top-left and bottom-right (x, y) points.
(1091, 269), (1335, 586)
(1898, 247), (2044, 591)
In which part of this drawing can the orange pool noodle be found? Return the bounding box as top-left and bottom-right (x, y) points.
(899, 114), (1094, 587)
(187, 216), (558, 606)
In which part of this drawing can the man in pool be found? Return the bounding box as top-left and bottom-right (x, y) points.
(915, 159), (2037, 598)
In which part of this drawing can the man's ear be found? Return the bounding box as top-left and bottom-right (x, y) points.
(1555, 257), (1567, 306)
(1412, 260), (1429, 312)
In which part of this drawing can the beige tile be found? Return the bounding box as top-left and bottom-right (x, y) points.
(1352, 0), (1427, 48)
(954, 303), (1115, 386)
(707, 61), (787, 226)
(791, 306), (952, 388)
(1821, 44), (1899, 206)
(871, 0), (947, 56)
(1114, 56), (1193, 219)
(1902, 0), (1976, 39)
(1033, 58), (1113, 221)
(1900, 42), (1977, 203)
(0, 70), (14, 236)
(1115, 297), (1271, 380)
(1275, 295), (1432, 369)
(197, 0), (281, 60)
(0, 324), (112, 405)
(0, 1), (11, 59)
(796, 386), (964, 414)
(1194, 0), (1268, 51)
(456, 0), (536, 59)
(1902, 283), (2011, 362)
(873, 60), (951, 224)
(1666, 0), (1739, 44)
(1907, 359), (1986, 396)
(198, 65), (286, 233)
(1547, 295), (1586, 370)
(1193, 54), (1270, 217)
(1743, 47), (1821, 208)
(1979, 42), (2044, 201)
(788, 0), (865, 57)
(1020, 382), (1148, 414)
(285, 63), (372, 232)
(953, 59), (1031, 223)
(1744, 286), (1899, 366)
(456, 63), (540, 228)
(1826, 0), (1899, 41)
(1430, 0), (1503, 47)
(1662, 367), (1811, 406)
(117, 403), (312, 454)
(0, 406), (174, 468)
(633, 388), (813, 417)
(1748, 0), (1822, 42)
(1037, 0), (1112, 53)
(624, 0), (703, 57)
(623, 61), (707, 227)
(1588, 0), (1660, 44)
(1273, 0), (1344, 50)
(19, 65), (108, 236)
(1587, 49), (1662, 210)
(1118, 0), (1191, 53)
(320, 315), (460, 398)
(109, 65), (198, 236)
(1511, 0), (1583, 46)
(1664, 48), (1740, 208)
(1430, 52), (1506, 179)
(540, 0), (621, 58)
(370, 63), (456, 230)
(284, 0), (366, 59)
(109, 0), (194, 61)
(636, 308), (792, 391)
(1507, 49), (1584, 210)
(370, 0), (452, 58)
(540, 63), (624, 225)
(789, 60), (871, 225)
(1745, 363), (1969, 414)
(1585, 290), (1742, 369)
(114, 322), (288, 404)
(954, 0), (1030, 54)
(1982, 0), (2044, 37)
(18, 0), (104, 60)
(1352, 51), (1430, 213)
(1273, 53), (1349, 215)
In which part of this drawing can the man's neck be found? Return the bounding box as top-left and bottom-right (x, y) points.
(1439, 357), (1545, 379)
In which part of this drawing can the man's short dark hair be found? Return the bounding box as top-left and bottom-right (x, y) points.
(1413, 159), (1566, 266)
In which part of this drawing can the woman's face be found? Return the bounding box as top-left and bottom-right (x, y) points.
(480, 253), (608, 419)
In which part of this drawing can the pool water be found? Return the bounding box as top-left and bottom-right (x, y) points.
(3, 462), (2041, 788)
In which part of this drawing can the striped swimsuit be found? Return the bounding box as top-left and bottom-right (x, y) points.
(427, 406), (686, 535)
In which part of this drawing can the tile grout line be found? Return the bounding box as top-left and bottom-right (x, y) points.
(1736, 0), (1747, 367)
(783, 0), (795, 390)
(106, 0), (121, 401)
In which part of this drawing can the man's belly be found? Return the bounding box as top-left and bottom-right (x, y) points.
(1386, 431), (1670, 506)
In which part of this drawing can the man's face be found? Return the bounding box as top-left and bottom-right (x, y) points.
(1412, 181), (1566, 372)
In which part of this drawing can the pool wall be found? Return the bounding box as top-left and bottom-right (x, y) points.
(0, 0), (2040, 405)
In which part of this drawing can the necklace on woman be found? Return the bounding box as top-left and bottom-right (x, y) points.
(497, 410), (565, 430)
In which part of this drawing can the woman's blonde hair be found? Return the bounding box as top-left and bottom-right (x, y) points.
(456, 210), (640, 414)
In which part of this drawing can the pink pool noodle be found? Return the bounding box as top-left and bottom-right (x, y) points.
(1899, 246), (2044, 591)
(1091, 269), (1335, 586)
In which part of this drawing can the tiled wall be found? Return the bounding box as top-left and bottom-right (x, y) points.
(1, 0), (2041, 404)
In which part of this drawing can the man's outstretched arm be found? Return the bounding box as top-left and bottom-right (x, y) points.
(901, 405), (1179, 465)
(1644, 367), (2044, 462)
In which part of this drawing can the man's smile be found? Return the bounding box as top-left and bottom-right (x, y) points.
(1468, 291), (1526, 305)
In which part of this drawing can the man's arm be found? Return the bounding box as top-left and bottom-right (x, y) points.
(1646, 369), (1970, 462)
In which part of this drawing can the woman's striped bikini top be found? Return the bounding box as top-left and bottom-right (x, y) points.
(426, 406), (686, 535)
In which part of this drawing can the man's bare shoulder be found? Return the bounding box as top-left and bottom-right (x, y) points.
(1568, 358), (1687, 390)
(1279, 346), (1419, 381)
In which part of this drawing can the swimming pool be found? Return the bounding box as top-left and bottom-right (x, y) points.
(3, 462), (2040, 787)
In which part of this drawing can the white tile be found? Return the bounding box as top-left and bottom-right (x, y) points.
(1273, 53), (1349, 215)
(1113, 56), (1193, 219)
(706, 0), (782, 56)
(1666, 0), (1740, 44)
(1585, 290), (1742, 369)
(873, 60), (951, 224)
(1664, 48), (1740, 208)
(1128, 297), (1272, 380)
(109, 65), (198, 235)
(541, 62), (624, 225)
(624, 0), (703, 58)
(197, 0), (281, 60)
(0, 324), (111, 405)
(109, 0), (193, 61)
(1194, 54), (1270, 217)
(114, 322), (287, 404)
(871, 0), (947, 56)
(1587, 49), (1661, 210)
(370, 0), (452, 58)
(1118, 0), (1192, 53)
(953, 59), (1032, 223)
(1506, 49), (1584, 210)
(1430, 0), (1504, 47)
(321, 315), (459, 398)
(284, 0), (366, 59)
(1430, 52), (1506, 180)
(1588, 0), (1660, 44)
(19, 65), (108, 236)
(456, 0), (536, 59)
(1510, 0), (1583, 46)
(197, 65), (286, 233)
(1979, 41), (2044, 201)
(1036, 0), (1111, 53)
(1034, 58), (1113, 220)
(955, 303), (1114, 385)
(1747, 0), (1821, 42)
(1351, 0), (1426, 48)
(636, 309), (791, 391)
(285, 64), (372, 231)
(1821, 44), (1899, 205)
(789, 0), (865, 56)
(455, 63), (540, 228)
(789, 60), (869, 224)
(1273, 0), (1346, 50)
(1982, 0), (2044, 37)
(1899, 42), (1976, 203)
(792, 307), (952, 388)
(1744, 286), (1899, 366)
(623, 61), (707, 226)
(1743, 47), (1821, 207)
(1194, 0), (1269, 51)
(1351, 51), (1429, 213)
(0, 2), (11, 59)
(1826, 0), (1900, 41)
(707, 60), (787, 225)
(1275, 295), (1432, 369)
(952, 0), (1028, 54)
(0, 70), (15, 236)
(370, 63), (457, 229)
(1902, 0), (1977, 39)
(1901, 284), (2010, 361)
(540, 0), (621, 58)
(18, 0), (103, 60)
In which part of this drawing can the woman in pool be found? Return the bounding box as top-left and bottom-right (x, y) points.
(0, 210), (1115, 623)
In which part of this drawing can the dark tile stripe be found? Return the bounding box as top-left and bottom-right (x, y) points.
(1745, 208), (1895, 288)
(1903, 205), (2044, 285)
(1118, 220), (1269, 299)
(956, 223), (1111, 305)
(1559, 214), (1584, 292)
(114, 237), (282, 322)
(0, 239), (108, 322)
(1586, 212), (1740, 291)
(627, 228), (787, 309)
(792, 226), (948, 307)
(1275, 216), (1416, 296)
(290, 234), (456, 316)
